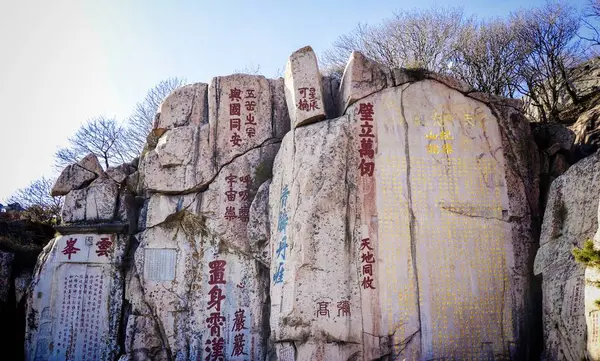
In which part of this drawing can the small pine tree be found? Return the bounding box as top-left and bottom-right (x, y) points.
(572, 239), (600, 268)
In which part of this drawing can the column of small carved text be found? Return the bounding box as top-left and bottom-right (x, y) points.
(205, 260), (227, 361)
(273, 185), (290, 285)
(297, 87), (320, 111)
(360, 237), (376, 289)
(230, 308), (248, 358)
(358, 102), (375, 177)
(229, 87), (257, 147)
(224, 174), (252, 222)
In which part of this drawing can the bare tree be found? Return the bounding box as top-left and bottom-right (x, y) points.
(451, 19), (526, 97)
(514, 1), (583, 122)
(320, 7), (467, 78)
(7, 177), (63, 224)
(580, 0), (600, 47)
(234, 63), (262, 75)
(125, 77), (187, 154)
(55, 116), (134, 170)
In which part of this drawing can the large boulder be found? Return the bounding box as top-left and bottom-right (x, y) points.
(267, 61), (539, 360)
(51, 153), (106, 196)
(25, 233), (129, 361)
(534, 151), (600, 361)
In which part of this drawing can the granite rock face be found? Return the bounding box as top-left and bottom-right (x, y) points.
(534, 151), (600, 361)
(28, 48), (559, 361)
(268, 71), (539, 360)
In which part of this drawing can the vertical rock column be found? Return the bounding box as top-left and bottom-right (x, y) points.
(125, 74), (289, 360)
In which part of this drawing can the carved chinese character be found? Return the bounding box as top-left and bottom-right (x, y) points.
(297, 98), (309, 111)
(358, 102), (374, 121)
(225, 189), (237, 202)
(427, 144), (440, 154)
(224, 206), (237, 221)
(245, 100), (256, 111)
(245, 113), (257, 125)
(205, 337), (225, 359)
(246, 127), (256, 138)
(239, 206), (249, 223)
(360, 238), (373, 251)
(273, 262), (284, 284)
(62, 238), (80, 260)
(238, 189), (249, 201)
(359, 138), (374, 159)
(96, 238), (112, 257)
(230, 133), (242, 147)
(316, 301), (330, 317)
(277, 212), (288, 232)
(208, 260), (227, 285)
(232, 309), (247, 332)
(298, 87), (309, 98)
(425, 131), (439, 140)
(206, 312), (225, 337)
(280, 185), (290, 208)
(362, 276), (376, 289)
(337, 300), (351, 316)
(359, 159), (375, 177)
(442, 143), (453, 155)
(229, 88), (242, 101)
(361, 252), (375, 264)
(230, 103), (241, 116)
(359, 122), (374, 138)
(362, 263), (373, 276)
(245, 89), (256, 99)
(439, 131), (453, 140)
(276, 237), (288, 260)
(232, 333), (248, 357)
(308, 87), (317, 100)
(230, 118), (241, 131)
(239, 174), (251, 186)
(207, 286), (226, 311)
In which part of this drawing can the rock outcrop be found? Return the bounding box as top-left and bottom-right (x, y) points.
(26, 47), (551, 361)
(534, 151), (600, 361)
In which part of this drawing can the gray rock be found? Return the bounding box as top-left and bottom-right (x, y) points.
(338, 51), (393, 115)
(268, 79), (538, 360)
(61, 177), (119, 223)
(534, 151), (600, 361)
(284, 46), (327, 128)
(51, 164), (97, 196)
(154, 83), (208, 130)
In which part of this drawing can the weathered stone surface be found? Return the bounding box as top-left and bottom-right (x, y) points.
(141, 124), (216, 193)
(124, 141), (279, 359)
(322, 75), (340, 119)
(14, 269), (32, 305)
(25, 233), (128, 361)
(0, 251), (14, 302)
(247, 179), (271, 265)
(534, 151), (600, 361)
(154, 83), (208, 130)
(210, 74), (275, 167)
(571, 104), (600, 151)
(106, 167), (127, 184)
(284, 46), (326, 128)
(51, 164), (97, 196)
(338, 51), (393, 115)
(78, 153), (106, 177)
(268, 79), (538, 360)
(533, 123), (576, 152)
(269, 78), (292, 140)
(586, 260), (600, 360)
(61, 177), (119, 223)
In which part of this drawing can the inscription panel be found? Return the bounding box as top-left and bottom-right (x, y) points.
(144, 248), (177, 281)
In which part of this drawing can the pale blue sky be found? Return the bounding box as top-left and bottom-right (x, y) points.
(0, 0), (590, 202)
